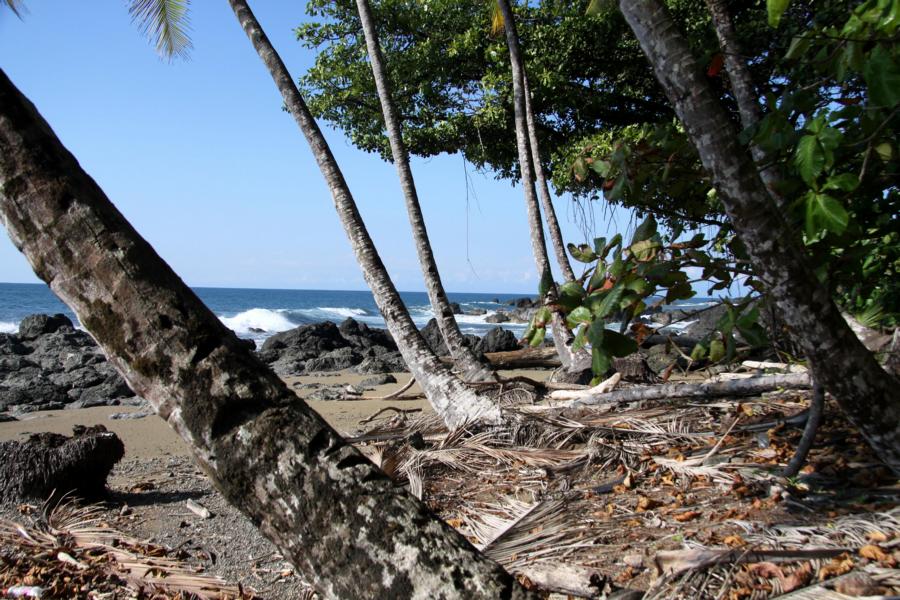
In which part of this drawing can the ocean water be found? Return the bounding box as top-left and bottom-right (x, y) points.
(0, 282), (534, 344)
(0, 282), (718, 345)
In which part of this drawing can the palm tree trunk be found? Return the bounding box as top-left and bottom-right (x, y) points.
(618, 0), (900, 472)
(227, 0), (500, 428)
(0, 68), (533, 600)
(524, 75), (576, 284)
(354, 0), (496, 383)
(703, 0), (782, 202)
(496, 0), (588, 375)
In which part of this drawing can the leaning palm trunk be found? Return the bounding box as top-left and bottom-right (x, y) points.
(524, 75), (576, 284)
(618, 0), (900, 471)
(0, 69), (533, 600)
(496, 0), (589, 376)
(354, 0), (496, 383)
(228, 0), (500, 427)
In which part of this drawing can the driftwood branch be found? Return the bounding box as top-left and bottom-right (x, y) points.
(562, 373), (810, 407)
(441, 347), (561, 369)
(515, 563), (605, 599)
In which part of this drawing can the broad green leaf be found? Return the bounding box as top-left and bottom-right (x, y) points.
(591, 346), (611, 376)
(572, 324), (588, 352)
(794, 135), (825, 186)
(690, 343), (707, 361)
(665, 281), (694, 303)
(737, 323), (769, 347)
(609, 251), (626, 278)
(864, 45), (900, 107)
(530, 326), (546, 347)
(587, 263), (607, 292)
(558, 281), (586, 311)
(600, 234), (623, 259)
(589, 159), (611, 177)
(586, 319), (606, 348)
(602, 330), (638, 357)
(625, 277), (650, 295)
(805, 193), (849, 237)
(629, 239), (661, 262)
(566, 306), (592, 328)
(784, 35), (811, 60)
(824, 173), (860, 192)
(592, 237), (607, 255)
(592, 283), (625, 318)
(572, 157), (588, 182)
(532, 306), (552, 328)
(567, 242), (597, 263)
(768, 0), (792, 27)
(630, 215), (657, 245)
(708, 339), (726, 362)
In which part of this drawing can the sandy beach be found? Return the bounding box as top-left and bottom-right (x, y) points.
(0, 368), (550, 453)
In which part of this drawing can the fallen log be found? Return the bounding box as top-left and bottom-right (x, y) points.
(640, 334), (698, 349)
(441, 347), (561, 369)
(561, 372), (810, 407)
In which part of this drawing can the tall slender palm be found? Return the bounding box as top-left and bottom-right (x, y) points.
(618, 0), (900, 471)
(496, 0), (589, 375)
(354, 0), (496, 383)
(703, 0), (782, 203)
(0, 69), (532, 600)
(227, 0), (500, 428)
(524, 75), (576, 284)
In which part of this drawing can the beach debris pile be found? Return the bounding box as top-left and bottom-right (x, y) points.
(0, 501), (259, 600)
(348, 375), (900, 599)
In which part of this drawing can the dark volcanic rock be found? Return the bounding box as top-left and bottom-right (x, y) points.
(0, 425), (124, 503)
(420, 319), (480, 357)
(475, 327), (519, 354)
(361, 373), (397, 386)
(449, 302), (463, 315)
(0, 314), (137, 413)
(17, 313), (74, 340)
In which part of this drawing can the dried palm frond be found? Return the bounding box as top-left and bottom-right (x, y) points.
(0, 499), (259, 599)
(463, 496), (595, 568)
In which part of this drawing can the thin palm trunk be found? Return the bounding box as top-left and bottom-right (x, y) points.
(0, 68), (533, 600)
(227, 0), (499, 428)
(496, 0), (588, 375)
(618, 0), (900, 472)
(524, 75), (576, 283)
(354, 0), (496, 383)
(704, 0), (782, 204)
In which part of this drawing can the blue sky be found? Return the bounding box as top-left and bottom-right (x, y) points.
(0, 1), (633, 294)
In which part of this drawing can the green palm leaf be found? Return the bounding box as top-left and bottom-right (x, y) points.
(128, 0), (192, 61)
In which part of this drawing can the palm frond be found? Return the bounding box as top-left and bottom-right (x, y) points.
(2, 0), (26, 18)
(854, 302), (886, 329)
(128, 0), (192, 61)
(490, 2), (504, 37)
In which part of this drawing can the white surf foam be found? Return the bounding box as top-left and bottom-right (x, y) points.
(219, 308), (296, 335)
(316, 307), (369, 318)
(0, 321), (18, 334)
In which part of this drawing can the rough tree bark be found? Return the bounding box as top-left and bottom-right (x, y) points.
(523, 75), (576, 284)
(618, 0), (900, 471)
(496, 0), (589, 376)
(227, 0), (500, 428)
(0, 68), (534, 600)
(354, 0), (496, 383)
